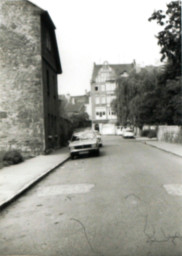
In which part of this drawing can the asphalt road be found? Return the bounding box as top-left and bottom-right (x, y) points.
(0, 136), (182, 256)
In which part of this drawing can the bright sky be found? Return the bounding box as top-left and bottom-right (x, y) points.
(31, 0), (170, 96)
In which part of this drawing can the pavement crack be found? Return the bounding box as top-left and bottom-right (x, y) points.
(125, 193), (141, 201)
(143, 215), (182, 245)
(65, 195), (72, 201)
(36, 204), (43, 207)
(70, 218), (104, 256)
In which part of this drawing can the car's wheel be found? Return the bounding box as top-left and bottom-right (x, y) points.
(70, 153), (75, 160)
(95, 149), (100, 156)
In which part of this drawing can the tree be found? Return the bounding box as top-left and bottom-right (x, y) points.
(70, 112), (90, 130)
(112, 68), (161, 128)
(130, 69), (161, 127)
(112, 75), (134, 126)
(113, 1), (181, 128)
(148, 1), (181, 79)
(157, 77), (182, 124)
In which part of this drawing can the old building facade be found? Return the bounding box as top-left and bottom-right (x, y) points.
(90, 61), (134, 132)
(0, 0), (62, 156)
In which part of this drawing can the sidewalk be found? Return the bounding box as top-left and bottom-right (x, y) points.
(0, 147), (70, 210)
(136, 137), (182, 157)
(145, 140), (182, 158)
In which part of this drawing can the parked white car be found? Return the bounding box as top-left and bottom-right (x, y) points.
(122, 128), (135, 138)
(69, 131), (100, 159)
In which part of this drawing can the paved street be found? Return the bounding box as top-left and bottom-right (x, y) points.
(0, 136), (182, 256)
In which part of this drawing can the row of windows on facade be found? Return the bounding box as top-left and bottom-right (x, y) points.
(96, 110), (115, 117)
(96, 70), (115, 83)
(94, 82), (116, 92)
(95, 95), (115, 105)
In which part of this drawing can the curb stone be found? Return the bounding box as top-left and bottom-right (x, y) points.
(143, 142), (182, 158)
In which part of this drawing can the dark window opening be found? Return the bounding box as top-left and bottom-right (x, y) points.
(46, 70), (50, 96)
(46, 30), (51, 51)
(52, 75), (56, 99)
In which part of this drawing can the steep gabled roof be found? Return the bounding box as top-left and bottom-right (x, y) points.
(41, 11), (62, 74)
(66, 103), (84, 114)
(27, 1), (62, 74)
(91, 62), (134, 83)
(70, 94), (89, 104)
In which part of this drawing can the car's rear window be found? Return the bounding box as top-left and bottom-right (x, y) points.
(71, 132), (95, 141)
(126, 129), (133, 132)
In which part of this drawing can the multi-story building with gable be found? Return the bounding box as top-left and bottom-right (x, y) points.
(90, 61), (135, 133)
(0, 0), (62, 156)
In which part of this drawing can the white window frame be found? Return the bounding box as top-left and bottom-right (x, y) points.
(95, 97), (100, 104)
(101, 84), (105, 91)
(101, 97), (106, 104)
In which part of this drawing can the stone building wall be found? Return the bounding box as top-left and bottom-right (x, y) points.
(0, 0), (45, 156)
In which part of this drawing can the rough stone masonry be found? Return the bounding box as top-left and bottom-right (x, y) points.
(0, 0), (45, 157)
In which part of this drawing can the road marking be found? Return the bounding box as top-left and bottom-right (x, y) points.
(37, 184), (95, 196)
(163, 184), (182, 196)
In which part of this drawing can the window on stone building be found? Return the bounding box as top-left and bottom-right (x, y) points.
(46, 70), (50, 96)
(46, 30), (52, 51)
(48, 114), (51, 135)
(98, 111), (105, 117)
(54, 116), (57, 134)
(95, 108), (106, 119)
(106, 95), (116, 104)
(106, 82), (116, 91)
(101, 84), (105, 91)
(95, 86), (98, 91)
(95, 97), (100, 104)
(101, 97), (106, 104)
(108, 109), (116, 116)
(52, 75), (56, 99)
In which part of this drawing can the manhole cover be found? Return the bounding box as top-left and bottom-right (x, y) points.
(164, 184), (182, 196)
(37, 184), (95, 196)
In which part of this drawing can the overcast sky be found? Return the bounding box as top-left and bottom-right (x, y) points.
(31, 0), (170, 96)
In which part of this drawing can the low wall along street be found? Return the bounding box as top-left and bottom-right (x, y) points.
(157, 125), (182, 144)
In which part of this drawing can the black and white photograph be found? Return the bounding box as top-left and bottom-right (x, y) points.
(0, 0), (181, 255)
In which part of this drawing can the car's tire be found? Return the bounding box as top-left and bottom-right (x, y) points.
(95, 149), (100, 156)
(70, 153), (75, 160)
